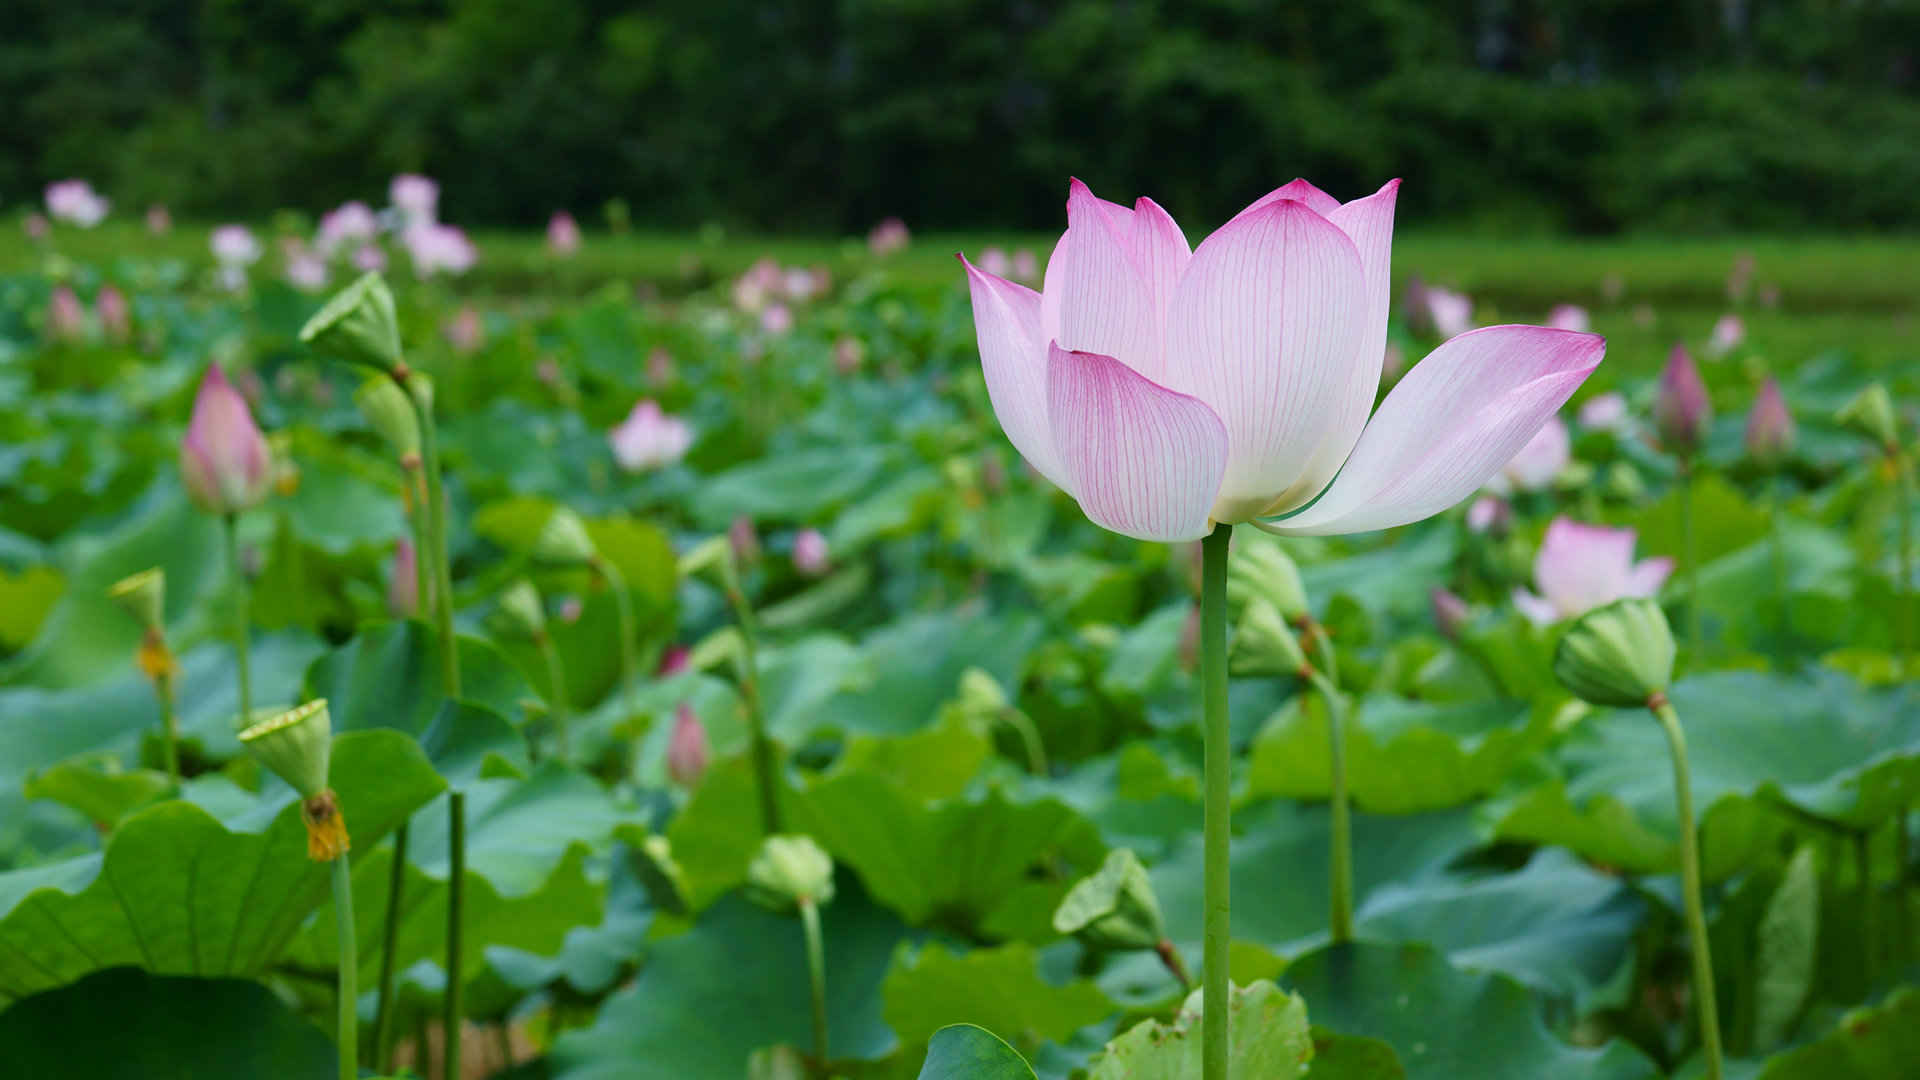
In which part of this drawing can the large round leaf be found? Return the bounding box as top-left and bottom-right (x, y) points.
(919, 1024), (1039, 1080)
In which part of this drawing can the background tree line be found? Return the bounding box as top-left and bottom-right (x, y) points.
(4, 0), (1918, 233)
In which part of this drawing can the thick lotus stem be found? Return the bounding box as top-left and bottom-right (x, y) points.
(224, 514), (253, 724)
(1199, 524), (1233, 1080)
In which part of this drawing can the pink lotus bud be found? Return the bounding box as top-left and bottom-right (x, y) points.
(388, 537), (421, 617)
(609, 399), (694, 472)
(666, 704), (710, 787)
(1654, 344), (1712, 454)
(23, 213), (49, 242)
(657, 645), (690, 676)
(792, 529), (830, 577)
(760, 302), (793, 336)
(867, 216), (909, 256)
(729, 516), (761, 565)
(1430, 587), (1469, 640)
(1707, 313), (1745, 356)
(445, 305), (484, 353)
(1417, 285), (1474, 339)
(547, 211), (581, 256)
(47, 286), (87, 343)
(1012, 249), (1039, 281)
(647, 347), (675, 386)
(979, 247), (1013, 278)
(1466, 495), (1510, 535)
(1513, 516), (1672, 626)
(1744, 378), (1796, 467)
(146, 205), (172, 234)
(95, 285), (131, 343)
(180, 363), (273, 515)
(1547, 304), (1591, 333)
(833, 336), (864, 375)
(390, 174), (439, 225)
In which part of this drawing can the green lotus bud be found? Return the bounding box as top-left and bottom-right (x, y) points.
(353, 376), (421, 460)
(107, 567), (166, 631)
(239, 699), (334, 799)
(298, 271), (403, 372)
(1836, 383), (1899, 450)
(1230, 597), (1309, 678)
(498, 580), (547, 639)
(955, 667), (1011, 714)
(1226, 532), (1307, 622)
(533, 506), (598, 565)
(746, 834), (835, 910)
(1052, 848), (1166, 951)
(1552, 597), (1675, 708)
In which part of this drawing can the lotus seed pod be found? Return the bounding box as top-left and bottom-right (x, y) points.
(1552, 598), (1676, 709)
(298, 271), (403, 372)
(533, 507), (597, 565)
(1052, 848), (1167, 951)
(1229, 596), (1310, 678)
(353, 375), (421, 460)
(747, 834), (835, 911)
(107, 567), (166, 631)
(499, 579), (547, 638)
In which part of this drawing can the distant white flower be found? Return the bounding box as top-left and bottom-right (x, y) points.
(211, 225), (262, 267)
(1423, 286), (1474, 339)
(1577, 392), (1630, 435)
(1707, 313), (1745, 356)
(547, 211), (581, 257)
(404, 222), (477, 277)
(609, 399), (693, 472)
(1547, 304), (1591, 333)
(390, 174), (439, 226)
(45, 180), (109, 228)
(792, 528), (830, 577)
(317, 202), (379, 256)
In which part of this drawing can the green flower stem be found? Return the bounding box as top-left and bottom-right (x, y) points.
(536, 630), (571, 758)
(1652, 699), (1722, 1080)
(1768, 475), (1790, 666)
(800, 897), (829, 1071)
(402, 372), (460, 697)
(594, 557), (639, 725)
(444, 790), (466, 1080)
(154, 669), (180, 786)
(330, 854), (359, 1080)
(1895, 449), (1913, 678)
(373, 822), (408, 1073)
(1306, 661), (1354, 944)
(224, 514), (253, 724)
(723, 560), (782, 835)
(1680, 458), (1703, 668)
(998, 707), (1049, 776)
(1199, 524), (1234, 1080)
(404, 460), (431, 615)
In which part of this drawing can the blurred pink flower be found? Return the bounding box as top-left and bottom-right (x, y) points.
(760, 302), (793, 335)
(667, 704), (710, 788)
(210, 226), (262, 284)
(547, 211), (581, 256)
(404, 222), (477, 277)
(1577, 392), (1630, 435)
(558, 595), (584, 624)
(1012, 249), (1039, 281)
(979, 247), (1013, 277)
(352, 244), (388, 273)
(1654, 344), (1712, 454)
(283, 242), (329, 292)
(45, 179), (108, 227)
(608, 399), (693, 471)
(1423, 286), (1475, 339)
(1465, 494), (1510, 535)
(1514, 517), (1671, 626)
(728, 516), (761, 565)
(792, 528), (830, 576)
(47, 285), (87, 343)
(23, 213), (50, 242)
(444, 305), (484, 353)
(1547, 304), (1591, 333)
(646, 346), (675, 386)
(867, 216), (910, 256)
(388, 537), (421, 618)
(657, 645), (690, 676)
(1707, 313), (1745, 356)
(1600, 272), (1625, 303)
(317, 201), (378, 256)
(390, 174), (439, 225)
(1430, 587), (1469, 640)
(1487, 414), (1570, 494)
(1745, 377), (1796, 466)
(180, 363), (273, 515)
(959, 178), (1601, 540)
(95, 285), (131, 343)
(833, 335), (864, 375)
(146, 205), (172, 234)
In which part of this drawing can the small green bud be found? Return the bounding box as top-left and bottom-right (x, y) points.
(1552, 598), (1675, 708)
(353, 376), (421, 460)
(1230, 597), (1310, 678)
(533, 507), (598, 565)
(746, 834), (835, 910)
(1226, 532), (1307, 622)
(238, 699), (333, 799)
(498, 580), (547, 638)
(1052, 848), (1166, 951)
(107, 567), (166, 631)
(1836, 383), (1900, 450)
(298, 272), (403, 372)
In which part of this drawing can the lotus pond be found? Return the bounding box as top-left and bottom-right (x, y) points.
(0, 203), (1916, 1080)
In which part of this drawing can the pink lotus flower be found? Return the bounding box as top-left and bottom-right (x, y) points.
(1577, 392), (1630, 435)
(608, 399), (693, 471)
(1745, 377), (1796, 466)
(180, 363), (273, 515)
(352, 244), (388, 273)
(390, 174), (439, 225)
(1654, 344), (1712, 454)
(211, 225), (262, 267)
(657, 645), (690, 676)
(47, 286), (87, 343)
(1547, 304), (1591, 333)
(792, 528), (830, 576)
(45, 180), (108, 227)
(1708, 313), (1745, 356)
(283, 243), (329, 292)
(146, 205), (172, 234)
(1422, 286), (1476, 339)
(404, 222), (477, 277)
(1513, 517), (1672, 626)
(547, 211), (581, 256)
(833, 336), (864, 375)
(1465, 495), (1510, 535)
(23, 213), (49, 242)
(980, 247), (1013, 278)
(317, 202), (378, 256)
(388, 537), (421, 617)
(960, 178), (1602, 541)
(1012, 249), (1040, 281)
(867, 217), (910, 256)
(666, 704), (710, 788)
(445, 305), (484, 353)
(95, 285), (131, 343)
(760, 302), (793, 335)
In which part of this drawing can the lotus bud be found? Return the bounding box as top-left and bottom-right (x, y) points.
(747, 834), (835, 911)
(180, 363), (273, 515)
(95, 285), (131, 343)
(1226, 532), (1307, 622)
(666, 704), (710, 788)
(729, 515), (762, 566)
(499, 580), (547, 639)
(353, 375), (421, 461)
(1552, 598), (1676, 709)
(1466, 495), (1511, 536)
(240, 700), (348, 860)
(1744, 378), (1796, 467)
(1052, 848), (1167, 951)
(387, 539), (420, 617)
(108, 567), (167, 631)
(657, 645), (690, 676)
(1654, 344), (1712, 455)
(792, 528), (830, 577)
(533, 507), (598, 565)
(298, 271), (403, 373)
(1430, 587), (1469, 641)
(1837, 383), (1899, 451)
(1230, 597), (1310, 678)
